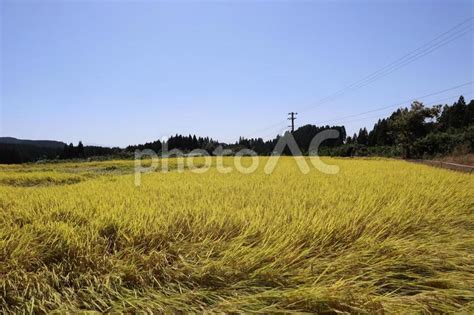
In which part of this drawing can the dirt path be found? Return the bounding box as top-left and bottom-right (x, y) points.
(408, 159), (474, 173)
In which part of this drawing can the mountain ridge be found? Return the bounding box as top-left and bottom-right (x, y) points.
(0, 137), (66, 149)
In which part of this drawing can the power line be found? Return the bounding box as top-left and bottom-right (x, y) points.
(250, 83), (472, 140)
(299, 17), (474, 113)
(313, 81), (473, 125)
(243, 119), (288, 138)
(334, 91), (473, 126)
(264, 91), (472, 140)
(243, 17), (473, 139)
(332, 28), (472, 99)
(337, 18), (473, 94)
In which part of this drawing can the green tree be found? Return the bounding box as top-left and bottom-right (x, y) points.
(389, 101), (440, 158)
(356, 128), (369, 145)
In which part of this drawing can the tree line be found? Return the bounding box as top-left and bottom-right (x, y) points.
(125, 125), (346, 156)
(0, 141), (123, 164)
(126, 135), (220, 154)
(1, 95), (472, 164)
(330, 95), (473, 158)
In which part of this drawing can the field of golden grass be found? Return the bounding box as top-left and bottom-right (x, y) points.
(0, 157), (473, 313)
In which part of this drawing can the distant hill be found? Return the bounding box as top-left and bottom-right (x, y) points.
(0, 137), (66, 164)
(0, 137), (66, 149)
(0, 137), (124, 164)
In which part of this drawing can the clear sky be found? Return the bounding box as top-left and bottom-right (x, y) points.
(1, 0), (473, 147)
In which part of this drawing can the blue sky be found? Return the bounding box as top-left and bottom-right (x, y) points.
(1, 0), (473, 147)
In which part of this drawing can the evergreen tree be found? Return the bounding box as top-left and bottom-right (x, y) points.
(77, 141), (85, 158)
(356, 128), (369, 145)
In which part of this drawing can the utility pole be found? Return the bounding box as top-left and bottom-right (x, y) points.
(288, 112), (297, 133)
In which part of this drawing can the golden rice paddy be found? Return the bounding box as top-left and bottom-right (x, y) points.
(0, 157), (473, 313)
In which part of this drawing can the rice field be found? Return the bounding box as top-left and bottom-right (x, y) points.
(0, 157), (473, 313)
